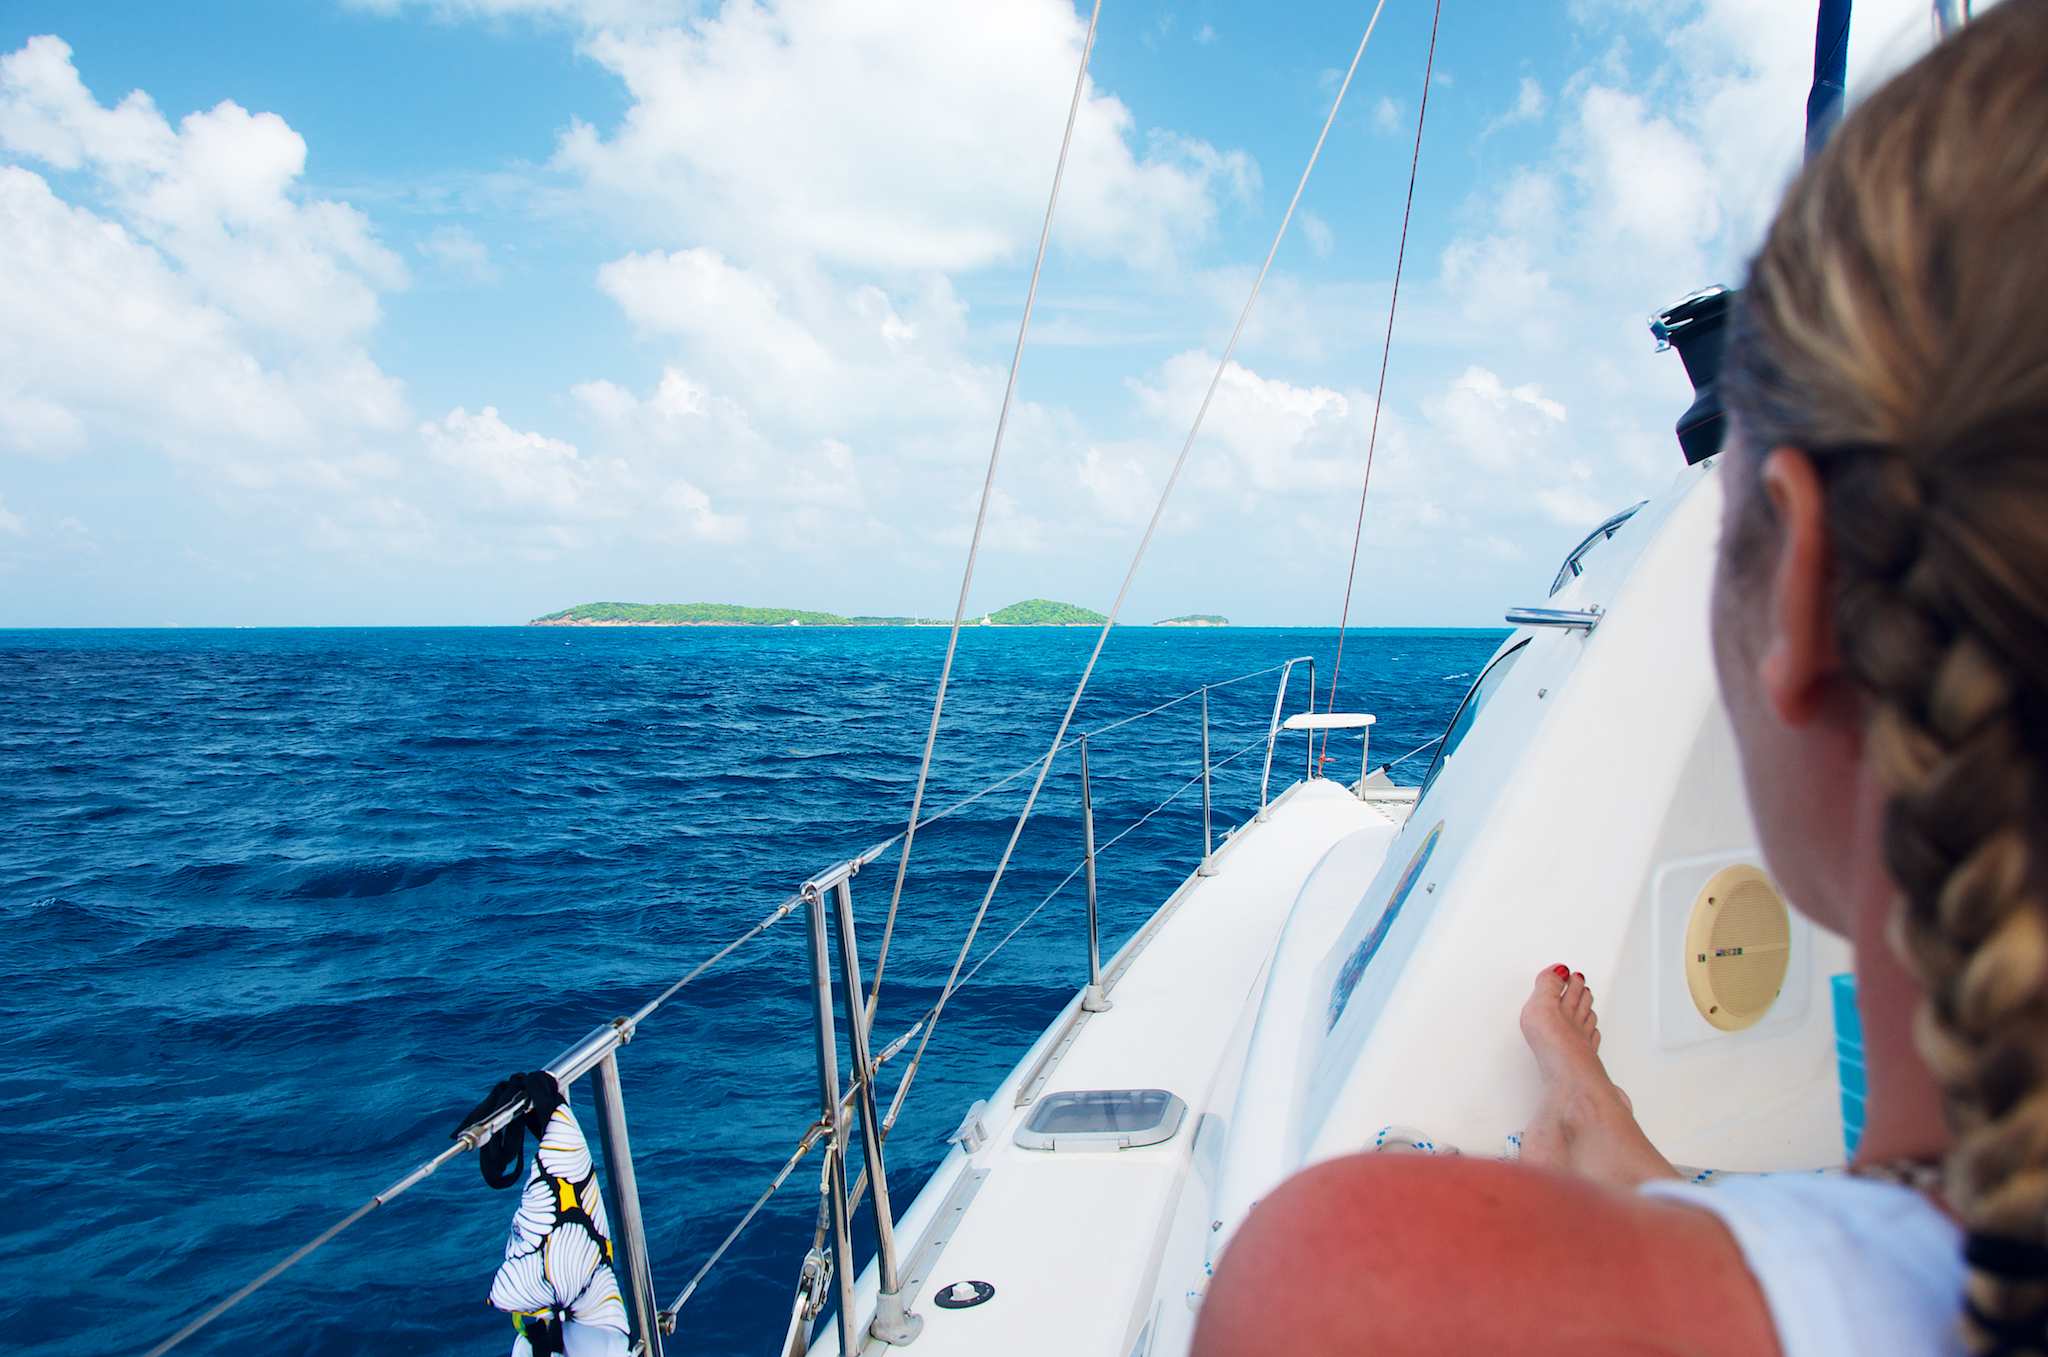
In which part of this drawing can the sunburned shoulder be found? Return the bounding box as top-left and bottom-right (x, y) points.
(1191, 1154), (1781, 1357)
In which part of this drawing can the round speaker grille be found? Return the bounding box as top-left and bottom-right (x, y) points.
(1684, 864), (1791, 1031)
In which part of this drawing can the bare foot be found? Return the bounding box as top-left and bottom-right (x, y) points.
(1517, 966), (1677, 1188)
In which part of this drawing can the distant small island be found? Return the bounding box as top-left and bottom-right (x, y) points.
(528, 597), (1216, 628)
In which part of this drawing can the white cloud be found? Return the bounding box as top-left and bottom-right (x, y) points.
(0, 165), (355, 454)
(420, 403), (747, 547)
(1, 37), (406, 344)
(4, 0), (1971, 623)
(655, 478), (747, 544)
(418, 225), (499, 283)
(1423, 366), (1567, 476)
(1409, 0), (1952, 566)
(1571, 84), (1719, 277)
(1132, 352), (1366, 497)
(0, 496), (23, 535)
(1195, 266), (1388, 366)
(0, 34), (768, 582)
(1195, 23), (1217, 45)
(600, 249), (835, 401)
(1536, 482), (1611, 527)
(0, 388), (84, 455)
(422, 406), (591, 514)
(1118, 345), (1613, 543)
(594, 246), (1005, 438)
(0, 38), (410, 468)
(555, 0), (1256, 274)
(345, 0), (687, 25)
(1103, 346), (1626, 588)
(1077, 443), (1159, 526)
(1485, 76), (1548, 135)
(573, 366), (855, 538)
(1300, 210), (1334, 259)
(937, 486), (1046, 554)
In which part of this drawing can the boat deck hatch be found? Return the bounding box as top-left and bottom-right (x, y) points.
(1014, 1088), (1186, 1152)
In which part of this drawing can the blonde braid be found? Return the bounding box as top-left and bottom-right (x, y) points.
(1721, 4), (2048, 1350)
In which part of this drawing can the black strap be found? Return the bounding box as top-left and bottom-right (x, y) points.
(1967, 1232), (2048, 1280)
(518, 1312), (568, 1357)
(452, 1070), (565, 1190)
(1964, 1295), (2048, 1356)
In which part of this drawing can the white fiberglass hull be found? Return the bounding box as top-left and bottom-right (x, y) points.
(810, 458), (1854, 1357)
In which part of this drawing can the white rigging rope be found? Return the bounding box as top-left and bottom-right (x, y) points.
(144, 8), (1418, 1344)
(143, 1143), (469, 1357)
(1320, 0), (1444, 764)
(864, 0), (1106, 1029)
(884, 0), (1393, 1130)
(137, 654), (1299, 1356)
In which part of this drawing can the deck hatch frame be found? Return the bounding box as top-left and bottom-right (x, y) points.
(1014, 1089), (1187, 1152)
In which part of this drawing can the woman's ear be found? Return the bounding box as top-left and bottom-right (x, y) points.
(1756, 447), (1841, 726)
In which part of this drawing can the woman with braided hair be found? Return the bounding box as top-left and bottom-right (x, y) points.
(1194, 4), (2048, 1354)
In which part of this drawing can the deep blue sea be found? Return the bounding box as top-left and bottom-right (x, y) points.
(1, 626), (1504, 1356)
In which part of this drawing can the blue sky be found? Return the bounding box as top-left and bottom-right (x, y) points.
(0, 0), (1946, 626)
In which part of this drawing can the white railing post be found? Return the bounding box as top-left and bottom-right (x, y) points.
(1304, 658), (1317, 781)
(1257, 656), (1315, 820)
(1079, 735), (1111, 1012)
(802, 883), (860, 1357)
(829, 877), (922, 1346)
(591, 1052), (663, 1357)
(1197, 686), (1217, 876)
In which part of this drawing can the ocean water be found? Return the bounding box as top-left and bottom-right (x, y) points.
(1, 625), (1504, 1356)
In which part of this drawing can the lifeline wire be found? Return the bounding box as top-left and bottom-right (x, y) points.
(140, 662), (1284, 1355)
(1377, 732), (1445, 773)
(660, 1020), (920, 1326)
(143, 882), (806, 1357)
(861, 661), (1286, 876)
(143, 1143), (469, 1357)
(864, 0), (1106, 1030)
(877, 728), (1269, 1125)
(1076, 657), (1289, 742)
(884, 0), (1393, 1132)
(1321, 0), (1445, 767)
(949, 734), (1267, 1001)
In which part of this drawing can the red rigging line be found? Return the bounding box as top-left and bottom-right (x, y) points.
(1321, 0), (1446, 766)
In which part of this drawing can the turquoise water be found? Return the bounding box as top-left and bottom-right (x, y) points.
(1, 625), (1503, 1355)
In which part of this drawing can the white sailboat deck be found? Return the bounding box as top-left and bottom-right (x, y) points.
(826, 777), (1413, 1357)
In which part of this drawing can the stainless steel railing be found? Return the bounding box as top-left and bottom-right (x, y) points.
(146, 655), (1328, 1357)
(1257, 654), (1317, 818)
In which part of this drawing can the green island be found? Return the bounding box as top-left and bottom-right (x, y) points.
(985, 598), (1106, 626)
(529, 597), (1209, 627)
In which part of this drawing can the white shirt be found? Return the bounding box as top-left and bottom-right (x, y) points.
(1640, 1172), (1964, 1355)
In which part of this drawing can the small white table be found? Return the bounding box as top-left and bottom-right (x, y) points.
(1281, 712), (1377, 794)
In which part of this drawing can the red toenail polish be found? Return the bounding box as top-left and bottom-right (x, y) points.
(1572, 972), (1584, 982)
(1552, 964), (1569, 977)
